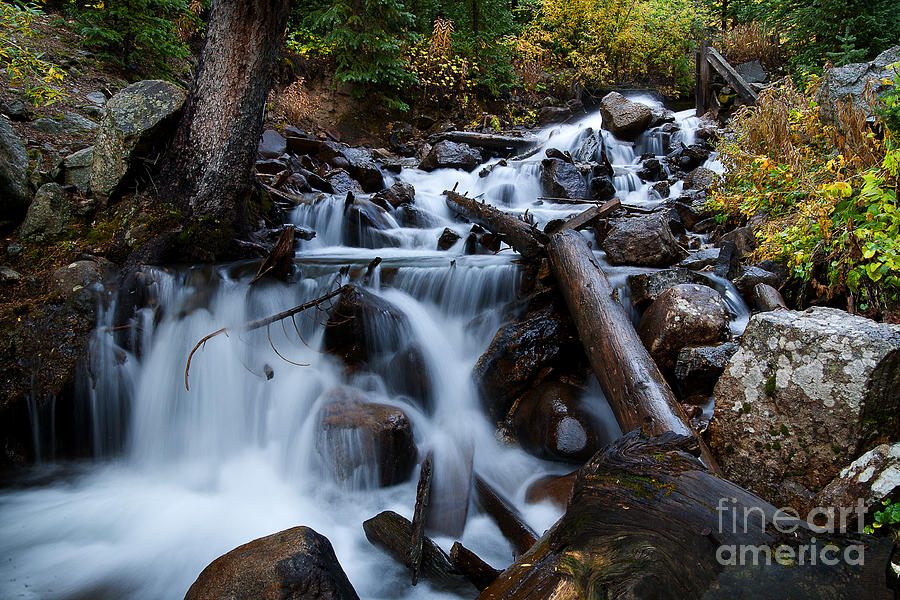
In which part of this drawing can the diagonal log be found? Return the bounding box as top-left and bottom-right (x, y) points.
(444, 190), (547, 261)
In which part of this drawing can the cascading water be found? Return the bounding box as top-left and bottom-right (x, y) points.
(0, 99), (749, 600)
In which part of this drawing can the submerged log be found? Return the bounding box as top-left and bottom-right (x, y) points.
(444, 190), (547, 261)
(249, 225), (295, 285)
(474, 474), (538, 557)
(408, 451), (434, 585)
(450, 542), (502, 591)
(546, 229), (720, 473)
(478, 431), (896, 600)
(432, 131), (536, 153)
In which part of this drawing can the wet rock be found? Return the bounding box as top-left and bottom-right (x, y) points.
(683, 166), (717, 191)
(386, 344), (433, 413)
(649, 181), (670, 200)
(0, 117), (29, 216)
(396, 204), (440, 229)
(733, 265), (780, 299)
(678, 248), (721, 271)
(539, 106), (572, 125)
(344, 197), (394, 247)
(30, 112), (98, 134)
(91, 80), (186, 203)
(637, 284), (729, 372)
(418, 140), (482, 172)
(372, 181), (414, 210)
(637, 157), (664, 182)
(524, 471), (576, 509)
(572, 129), (604, 164)
(185, 526), (360, 600)
(510, 381), (602, 463)
(437, 227), (461, 250)
(545, 147), (573, 163)
(709, 307), (900, 510)
(62, 146), (93, 195)
(323, 286), (409, 368)
(811, 443), (900, 517)
(817, 45), (900, 125)
(716, 224), (756, 258)
(473, 306), (583, 421)
(255, 157), (288, 175)
(674, 342), (738, 398)
(327, 170), (364, 196)
(486, 182), (518, 205)
(316, 388), (417, 487)
(597, 92), (652, 140)
(599, 213), (687, 267)
(649, 106), (676, 127)
(342, 147), (384, 193)
(673, 192), (713, 230)
(589, 172), (615, 201)
(21, 183), (70, 239)
(51, 259), (108, 311)
(667, 143), (710, 172)
(258, 129), (287, 158)
(540, 158), (587, 200)
(628, 268), (709, 307)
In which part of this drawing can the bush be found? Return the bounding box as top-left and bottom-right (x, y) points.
(0, 2), (68, 105)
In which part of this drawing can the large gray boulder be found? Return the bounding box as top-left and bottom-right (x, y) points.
(599, 213), (687, 267)
(709, 307), (900, 509)
(91, 79), (186, 202)
(811, 443), (900, 517)
(185, 526), (359, 600)
(62, 146), (93, 195)
(598, 92), (652, 140)
(418, 140), (483, 172)
(0, 117), (29, 215)
(540, 158), (587, 199)
(817, 45), (900, 125)
(30, 112), (98, 134)
(21, 183), (70, 239)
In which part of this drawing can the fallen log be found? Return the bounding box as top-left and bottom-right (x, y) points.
(546, 229), (720, 473)
(249, 226), (295, 285)
(444, 190), (547, 261)
(432, 131), (536, 153)
(559, 198), (620, 232)
(363, 511), (471, 592)
(474, 474), (538, 557)
(478, 431), (896, 600)
(243, 285), (349, 331)
(408, 451), (434, 585)
(450, 542), (502, 591)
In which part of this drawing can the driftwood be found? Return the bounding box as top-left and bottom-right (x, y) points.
(363, 511), (471, 592)
(478, 431), (895, 600)
(244, 285), (349, 331)
(474, 474), (538, 557)
(408, 451), (434, 585)
(450, 542), (502, 591)
(249, 226), (295, 285)
(444, 190), (547, 261)
(753, 283), (787, 312)
(559, 198), (621, 232)
(546, 229), (720, 473)
(432, 131), (536, 153)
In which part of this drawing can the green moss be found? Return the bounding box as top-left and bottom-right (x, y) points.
(764, 375), (777, 396)
(780, 423), (789, 436)
(772, 441), (781, 451)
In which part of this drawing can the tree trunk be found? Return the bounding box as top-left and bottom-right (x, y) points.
(444, 190), (547, 261)
(160, 0), (291, 228)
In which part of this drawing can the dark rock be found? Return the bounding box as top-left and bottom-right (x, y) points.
(667, 143), (710, 172)
(709, 307), (900, 510)
(673, 194), (713, 230)
(0, 266), (21, 284)
(255, 157), (288, 175)
(817, 45), (900, 124)
(754, 259), (788, 287)
(674, 342), (738, 397)
(342, 147), (384, 193)
(344, 197), (394, 247)
(650, 181), (670, 199)
(628, 268), (710, 307)
(372, 182), (415, 210)
(62, 146), (93, 194)
(258, 129), (287, 158)
(386, 344), (433, 413)
(315, 387), (417, 487)
(1, 98), (31, 121)
(735, 59), (767, 84)
(327, 170), (364, 196)
(31, 112), (98, 134)
(510, 381), (602, 463)
(437, 227), (461, 250)
(678, 248), (721, 271)
(649, 106), (676, 127)
(732, 265), (780, 298)
(91, 80), (186, 202)
(637, 284), (729, 372)
(637, 158), (664, 182)
(589, 172), (615, 201)
(283, 173), (311, 193)
(323, 286), (409, 368)
(396, 204), (441, 229)
(683, 166), (717, 191)
(21, 183), (70, 239)
(0, 116), (29, 216)
(51, 259), (109, 312)
(419, 141), (482, 172)
(716, 225), (756, 258)
(599, 213), (687, 267)
(541, 158), (587, 200)
(184, 526), (360, 600)
(539, 106), (572, 125)
(598, 92), (652, 140)
(713, 240), (741, 280)
(544, 147), (572, 163)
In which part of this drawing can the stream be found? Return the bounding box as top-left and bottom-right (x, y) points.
(0, 98), (749, 599)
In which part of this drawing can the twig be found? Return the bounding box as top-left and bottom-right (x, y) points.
(185, 328), (229, 391)
(244, 285), (350, 331)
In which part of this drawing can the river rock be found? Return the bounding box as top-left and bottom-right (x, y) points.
(372, 181), (414, 210)
(397, 204), (440, 229)
(91, 79), (186, 203)
(539, 106), (572, 125)
(599, 213), (687, 267)
(732, 265), (780, 299)
(184, 526), (360, 600)
(637, 157), (664, 182)
(716, 224), (756, 258)
(0, 117), (29, 216)
(628, 268), (710, 307)
(315, 388), (417, 487)
(30, 112), (98, 134)
(62, 146), (93, 194)
(437, 227), (461, 250)
(21, 183), (70, 239)
(683, 166), (717, 191)
(1, 98), (31, 121)
(811, 443), (900, 517)
(344, 196), (394, 248)
(509, 381), (601, 463)
(327, 170), (364, 196)
(637, 284), (729, 372)
(255, 157), (288, 174)
(418, 140), (482, 172)
(323, 285), (409, 368)
(678, 247), (721, 271)
(597, 92), (652, 140)
(674, 342), (738, 398)
(709, 307), (900, 509)
(386, 344), (433, 413)
(817, 45), (900, 125)
(541, 158), (587, 200)
(258, 129), (287, 158)
(342, 147), (384, 193)
(667, 143), (710, 172)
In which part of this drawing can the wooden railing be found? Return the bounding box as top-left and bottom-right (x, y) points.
(695, 41), (759, 116)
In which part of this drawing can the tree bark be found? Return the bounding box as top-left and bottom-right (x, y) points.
(546, 229), (720, 473)
(160, 0), (291, 228)
(474, 474), (538, 557)
(444, 190), (547, 261)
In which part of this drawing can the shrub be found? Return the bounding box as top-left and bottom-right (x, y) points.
(0, 2), (68, 105)
(267, 76), (319, 125)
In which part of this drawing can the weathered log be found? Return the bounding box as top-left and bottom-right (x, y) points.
(707, 46), (759, 105)
(546, 229), (720, 473)
(474, 474), (538, 557)
(478, 431), (895, 600)
(244, 285), (350, 331)
(444, 190), (547, 261)
(408, 451), (434, 585)
(249, 225), (295, 285)
(450, 542), (502, 591)
(432, 131), (536, 153)
(753, 282), (787, 312)
(363, 511), (471, 592)
(559, 198), (620, 232)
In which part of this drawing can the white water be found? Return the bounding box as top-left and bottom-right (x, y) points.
(0, 101), (747, 599)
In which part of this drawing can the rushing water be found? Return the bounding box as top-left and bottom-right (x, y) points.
(0, 100), (748, 599)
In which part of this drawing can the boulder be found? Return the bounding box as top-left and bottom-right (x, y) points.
(258, 129), (287, 158)
(85, 91), (107, 106)
(418, 140), (482, 172)
(599, 213), (687, 267)
(344, 197), (394, 247)
(51, 259), (108, 311)
(597, 92), (652, 140)
(677, 247), (721, 271)
(323, 286), (409, 368)
(91, 79), (186, 202)
(342, 147), (384, 193)
(540, 158), (587, 200)
(509, 381), (602, 463)
(637, 157), (664, 182)
(397, 204), (441, 229)
(184, 526), (359, 600)
(628, 267), (709, 307)
(437, 227), (461, 250)
(386, 344), (433, 413)
(667, 143), (710, 172)
(372, 181), (414, 210)
(735, 59), (767, 84)
(1, 98), (31, 121)
(732, 265), (780, 298)
(683, 166), (717, 191)
(0, 117), (29, 216)
(589, 172), (615, 201)
(21, 183), (70, 239)
(674, 342), (738, 398)
(62, 146), (93, 194)
(812, 443), (900, 517)
(538, 106), (572, 125)
(30, 112), (98, 134)
(817, 45), (900, 125)
(327, 170), (363, 196)
(637, 284), (729, 372)
(709, 307), (900, 509)
(315, 388), (417, 487)
(650, 180), (670, 199)
(716, 224), (756, 258)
